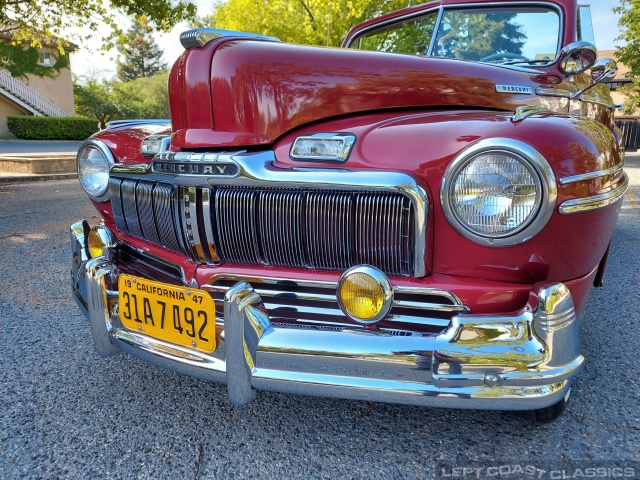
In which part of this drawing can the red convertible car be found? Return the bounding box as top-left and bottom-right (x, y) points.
(71, 0), (627, 422)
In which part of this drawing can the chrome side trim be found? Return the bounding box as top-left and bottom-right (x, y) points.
(559, 174), (629, 214)
(558, 162), (624, 185)
(511, 106), (550, 123)
(535, 86), (574, 99)
(394, 285), (465, 307)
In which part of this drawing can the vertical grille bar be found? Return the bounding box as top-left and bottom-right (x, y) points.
(152, 183), (183, 253)
(200, 189), (220, 264)
(136, 181), (160, 244)
(109, 178), (128, 234)
(121, 179), (143, 238)
(178, 186), (197, 262)
(187, 187), (208, 263)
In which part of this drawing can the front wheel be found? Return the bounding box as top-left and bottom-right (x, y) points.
(525, 388), (571, 423)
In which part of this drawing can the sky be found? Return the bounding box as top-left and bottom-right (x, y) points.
(67, 0), (625, 80)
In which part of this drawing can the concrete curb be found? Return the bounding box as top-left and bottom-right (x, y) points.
(0, 173), (77, 184)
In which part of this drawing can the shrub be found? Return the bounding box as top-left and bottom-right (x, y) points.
(7, 116), (99, 140)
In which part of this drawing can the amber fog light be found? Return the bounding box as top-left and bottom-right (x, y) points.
(337, 266), (393, 324)
(87, 225), (118, 260)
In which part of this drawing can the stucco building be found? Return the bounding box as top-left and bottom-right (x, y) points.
(0, 25), (77, 136)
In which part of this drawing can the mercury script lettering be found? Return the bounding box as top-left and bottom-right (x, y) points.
(154, 162), (234, 175)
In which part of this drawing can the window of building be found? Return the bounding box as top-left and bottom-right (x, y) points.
(37, 52), (53, 66)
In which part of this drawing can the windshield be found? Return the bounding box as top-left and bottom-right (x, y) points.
(350, 6), (561, 66)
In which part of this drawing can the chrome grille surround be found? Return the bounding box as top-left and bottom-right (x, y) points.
(109, 150), (429, 277)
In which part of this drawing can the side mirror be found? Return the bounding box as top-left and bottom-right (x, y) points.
(591, 58), (618, 83)
(557, 41), (597, 75)
(572, 58), (619, 99)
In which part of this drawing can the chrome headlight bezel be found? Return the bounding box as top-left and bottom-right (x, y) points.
(440, 138), (557, 246)
(77, 139), (115, 202)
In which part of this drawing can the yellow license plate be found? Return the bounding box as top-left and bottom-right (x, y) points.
(118, 274), (216, 353)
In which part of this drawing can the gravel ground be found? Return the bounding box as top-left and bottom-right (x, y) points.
(0, 160), (638, 479)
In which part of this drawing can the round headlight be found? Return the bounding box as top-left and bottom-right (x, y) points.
(441, 139), (557, 246)
(337, 266), (393, 324)
(77, 139), (114, 201)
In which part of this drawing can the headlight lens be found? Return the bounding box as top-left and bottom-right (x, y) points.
(441, 139), (557, 246)
(450, 152), (540, 236)
(77, 140), (114, 201)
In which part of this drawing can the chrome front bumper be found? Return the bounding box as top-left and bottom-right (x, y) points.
(71, 221), (584, 410)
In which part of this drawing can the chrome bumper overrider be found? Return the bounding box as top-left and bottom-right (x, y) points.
(71, 221), (584, 410)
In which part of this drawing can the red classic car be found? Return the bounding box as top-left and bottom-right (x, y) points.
(71, 0), (627, 422)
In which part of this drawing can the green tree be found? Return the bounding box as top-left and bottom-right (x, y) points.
(74, 72), (170, 128)
(0, 0), (196, 51)
(111, 72), (170, 118)
(614, 0), (640, 114)
(434, 12), (525, 61)
(117, 16), (167, 82)
(74, 79), (119, 129)
(201, 0), (420, 47)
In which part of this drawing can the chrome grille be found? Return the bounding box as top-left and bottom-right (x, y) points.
(110, 178), (185, 255)
(216, 189), (260, 264)
(110, 179), (416, 276)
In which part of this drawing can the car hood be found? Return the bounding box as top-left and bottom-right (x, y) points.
(170, 39), (562, 149)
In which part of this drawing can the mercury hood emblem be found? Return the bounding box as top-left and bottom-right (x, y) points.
(496, 85), (534, 94)
(152, 151), (240, 177)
